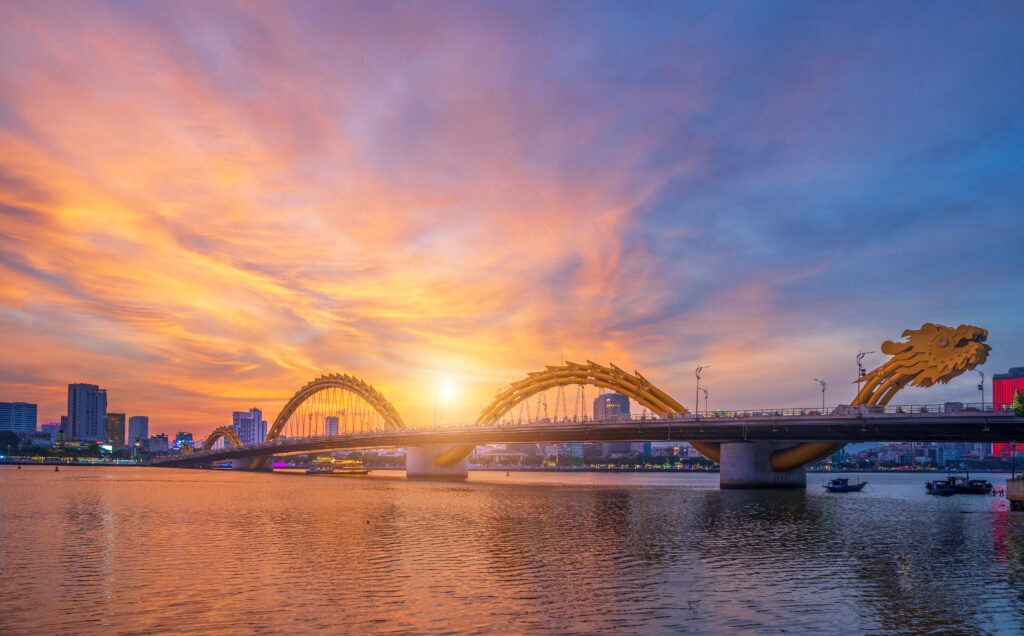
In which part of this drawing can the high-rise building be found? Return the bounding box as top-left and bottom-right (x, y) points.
(942, 442), (968, 461)
(105, 413), (126, 447)
(994, 367), (1024, 410)
(59, 416), (68, 442)
(0, 402), (37, 433)
(631, 442), (653, 455)
(174, 432), (193, 449)
(992, 367), (1024, 458)
(594, 392), (630, 421)
(149, 433), (169, 452)
(232, 408), (267, 445)
(591, 392), (632, 455)
(602, 442), (633, 455)
(128, 416), (149, 444)
(67, 383), (107, 441)
(325, 416), (339, 436)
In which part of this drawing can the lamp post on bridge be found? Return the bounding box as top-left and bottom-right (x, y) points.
(702, 387), (709, 416)
(857, 350), (874, 396)
(977, 370), (985, 411)
(695, 364), (709, 417)
(813, 378), (826, 413)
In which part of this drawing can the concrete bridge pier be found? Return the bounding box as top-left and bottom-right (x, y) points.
(406, 444), (469, 480)
(719, 441), (807, 489)
(231, 457), (273, 471)
(1008, 477), (1024, 512)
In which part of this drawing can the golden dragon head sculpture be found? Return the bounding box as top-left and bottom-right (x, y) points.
(853, 322), (990, 407)
(770, 322), (991, 471)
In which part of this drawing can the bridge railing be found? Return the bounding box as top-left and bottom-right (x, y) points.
(686, 402), (1013, 418)
(480, 402), (1014, 426)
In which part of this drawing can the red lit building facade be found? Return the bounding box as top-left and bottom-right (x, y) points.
(992, 367), (1024, 458)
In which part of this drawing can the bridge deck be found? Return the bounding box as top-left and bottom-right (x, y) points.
(154, 411), (1024, 467)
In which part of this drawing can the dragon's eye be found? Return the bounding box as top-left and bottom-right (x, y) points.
(938, 338), (948, 346)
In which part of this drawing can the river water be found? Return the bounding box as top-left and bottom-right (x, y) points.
(1, 467), (1023, 634)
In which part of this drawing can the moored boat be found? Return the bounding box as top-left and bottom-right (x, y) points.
(948, 474), (993, 495)
(926, 479), (956, 496)
(824, 477), (867, 493)
(307, 457), (370, 476)
(926, 473), (994, 496)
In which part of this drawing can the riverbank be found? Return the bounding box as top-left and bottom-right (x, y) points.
(4, 459), (1017, 475)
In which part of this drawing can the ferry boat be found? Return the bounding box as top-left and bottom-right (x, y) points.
(307, 457), (370, 476)
(823, 477), (867, 493)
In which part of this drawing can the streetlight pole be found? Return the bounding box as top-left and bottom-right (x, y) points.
(977, 370), (985, 411)
(695, 365), (709, 417)
(702, 387), (709, 416)
(813, 378), (827, 413)
(857, 350), (874, 397)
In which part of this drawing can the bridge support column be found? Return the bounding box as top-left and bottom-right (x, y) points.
(719, 441), (806, 489)
(232, 457), (273, 471)
(406, 444), (469, 480)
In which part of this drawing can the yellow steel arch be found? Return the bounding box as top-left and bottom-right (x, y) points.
(474, 361), (687, 426)
(266, 372), (406, 442)
(201, 426), (244, 452)
(245, 372), (405, 471)
(436, 361), (719, 467)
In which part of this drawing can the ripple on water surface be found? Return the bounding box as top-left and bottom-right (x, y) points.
(1, 467), (1023, 634)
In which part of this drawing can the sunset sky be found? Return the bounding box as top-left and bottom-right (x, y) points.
(2, 1), (1022, 437)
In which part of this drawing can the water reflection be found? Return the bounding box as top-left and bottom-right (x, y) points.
(1, 467), (1023, 633)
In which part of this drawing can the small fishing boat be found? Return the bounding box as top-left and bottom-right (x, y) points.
(948, 474), (993, 495)
(926, 473), (994, 496)
(824, 477), (867, 493)
(926, 479), (956, 496)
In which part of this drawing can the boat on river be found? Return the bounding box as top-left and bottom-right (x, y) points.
(307, 457), (370, 476)
(926, 479), (956, 495)
(926, 473), (993, 496)
(823, 477), (867, 493)
(948, 474), (993, 494)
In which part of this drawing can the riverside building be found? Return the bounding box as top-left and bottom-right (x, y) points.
(232, 408), (267, 445)
(67, 383), (107, 441)
(106, 413), (126, 447)
(0, 402), (37, 433)
(128, 416), (149, 444)
(993, 367), (1024, 458)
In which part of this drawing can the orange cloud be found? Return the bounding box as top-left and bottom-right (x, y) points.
(3, 2), (1014, 438)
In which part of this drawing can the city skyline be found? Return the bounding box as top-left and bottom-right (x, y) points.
(2, 2), (1023, 437)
